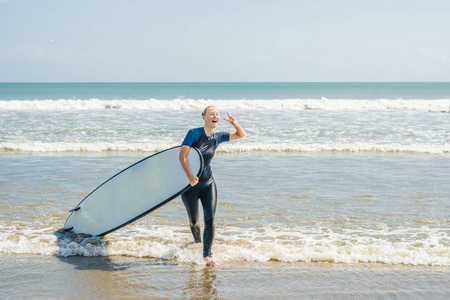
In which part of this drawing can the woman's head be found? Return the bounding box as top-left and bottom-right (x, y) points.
(202, 106), (217, 117)
(202, 106), (220, 128)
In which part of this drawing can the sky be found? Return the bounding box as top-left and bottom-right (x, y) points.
(1, 0), (449, 82)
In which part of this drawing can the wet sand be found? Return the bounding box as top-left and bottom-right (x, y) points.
(1, 254), (448, 299)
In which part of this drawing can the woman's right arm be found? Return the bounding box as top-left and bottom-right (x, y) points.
(179, 145), (199, 186)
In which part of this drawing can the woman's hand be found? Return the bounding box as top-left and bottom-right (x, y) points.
(224, 112), (246, 141)
(223, 112), (237, 125)
(188, 174), (199, 186)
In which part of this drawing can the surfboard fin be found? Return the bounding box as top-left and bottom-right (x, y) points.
(69, 207), (81, 212)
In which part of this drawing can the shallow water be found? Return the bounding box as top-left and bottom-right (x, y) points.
(0, 152), (449, 298)
(1, 153), (449, 264)
(1, 254), (448, 299)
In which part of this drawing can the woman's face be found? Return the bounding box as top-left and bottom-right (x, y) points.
(203, 106), (220, 128)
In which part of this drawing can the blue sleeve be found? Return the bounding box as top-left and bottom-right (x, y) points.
(214, 132), (230, 146)
(181, 127), (203, 147)
(182, 129), (196, 147)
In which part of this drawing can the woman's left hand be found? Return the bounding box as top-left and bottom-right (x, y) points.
(224, 112), (246, 141)
(223, 112), (237, 125)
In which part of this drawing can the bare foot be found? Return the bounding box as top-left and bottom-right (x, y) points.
(204, 257), (215, 266)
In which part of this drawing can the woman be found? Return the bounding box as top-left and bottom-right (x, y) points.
(179, 106), (245, 266)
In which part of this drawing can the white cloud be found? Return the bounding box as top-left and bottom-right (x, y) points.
(419, 48), (450, 63)
(16, 44), (47, 60)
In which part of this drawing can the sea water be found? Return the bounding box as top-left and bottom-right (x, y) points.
(0, 83), (449, 298)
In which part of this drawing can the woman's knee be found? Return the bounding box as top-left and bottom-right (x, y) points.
(204, 218), (215, 232)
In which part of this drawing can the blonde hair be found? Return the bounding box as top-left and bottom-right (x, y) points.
(202, 106), (216, 117)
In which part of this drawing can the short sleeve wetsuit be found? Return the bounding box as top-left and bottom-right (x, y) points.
(181, 127), (229, 258)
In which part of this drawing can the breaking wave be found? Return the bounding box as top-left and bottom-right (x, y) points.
(0, 224), (448, 266)
(1, 141), (449, 154)
(1, 98), (449, 111)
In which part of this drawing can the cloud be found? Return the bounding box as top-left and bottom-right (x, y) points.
(419, 48), (450, 63)
(2, 43), (93, 63)
(15, 44), (47, 60)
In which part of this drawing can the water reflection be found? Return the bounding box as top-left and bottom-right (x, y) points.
(182, 265), (218, 299)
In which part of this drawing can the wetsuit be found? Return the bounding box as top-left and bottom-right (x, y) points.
(181, 127), (229, 258)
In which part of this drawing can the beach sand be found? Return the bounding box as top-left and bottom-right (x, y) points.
(1, 254), (448, 299)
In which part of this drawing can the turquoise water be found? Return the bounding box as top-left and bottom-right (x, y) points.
(1, 82), (449, 154)
(1, 82), (450, 100)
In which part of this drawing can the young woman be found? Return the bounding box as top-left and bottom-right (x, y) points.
(179, 106), (245, 266)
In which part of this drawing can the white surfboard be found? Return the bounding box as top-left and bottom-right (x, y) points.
(63, 146), (203, 236)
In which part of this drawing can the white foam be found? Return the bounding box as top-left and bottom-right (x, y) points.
(0, 224), (448, 266)
(2, 141), (449, 154)
(1, 98), (449, 111)
(0, 141), (177, 153)
(220, 142), (450, 154)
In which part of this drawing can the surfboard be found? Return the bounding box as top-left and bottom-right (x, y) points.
(63, 146), (203, 236)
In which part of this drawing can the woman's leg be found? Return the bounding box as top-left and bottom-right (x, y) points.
(200, 180), (218, 259)
(181, 188), (201, 243)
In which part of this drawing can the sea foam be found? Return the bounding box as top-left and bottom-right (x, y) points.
(0, 224), (448, 266)
(1, 141), (449, 154)
(1, 98), (449, 111)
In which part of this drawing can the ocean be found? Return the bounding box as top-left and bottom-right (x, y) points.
(0, 82), (449, 299)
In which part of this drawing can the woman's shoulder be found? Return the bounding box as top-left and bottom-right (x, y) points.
(211, 131), (230, 144)
(182, 127), (204, 146)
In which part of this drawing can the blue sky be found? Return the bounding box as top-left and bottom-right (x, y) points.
(1, 0), (449, 82)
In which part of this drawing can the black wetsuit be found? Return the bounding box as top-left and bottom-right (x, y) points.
(181, 127), (229, 258)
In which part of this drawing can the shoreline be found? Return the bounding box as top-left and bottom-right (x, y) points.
(1, 253), (448, 299)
